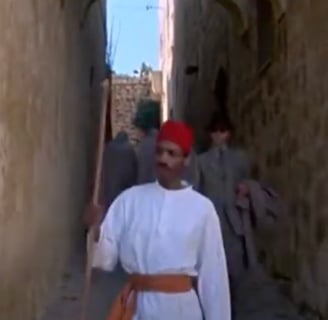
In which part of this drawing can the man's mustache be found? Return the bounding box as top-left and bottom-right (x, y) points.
(157, 162), (169, 169)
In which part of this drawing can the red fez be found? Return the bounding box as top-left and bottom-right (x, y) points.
(157, 120), (194, 155)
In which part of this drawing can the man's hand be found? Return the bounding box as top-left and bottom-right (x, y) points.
(236, 182), (249, 198)
(83, 203), (104, 229)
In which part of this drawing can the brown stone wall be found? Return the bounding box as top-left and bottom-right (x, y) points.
(173, 0), (328, 317)
(173, 0), (230, 148)
(0, 1), (106, 319)
(111, 75), (151, 142)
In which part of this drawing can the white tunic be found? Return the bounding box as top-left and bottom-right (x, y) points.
(93, 181), (231, 320)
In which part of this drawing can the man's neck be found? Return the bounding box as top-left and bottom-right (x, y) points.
(213, 142), (228, 149)
(158, 178), (183, 190)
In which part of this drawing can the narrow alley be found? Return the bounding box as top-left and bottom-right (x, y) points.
(40, 240), (126, 320)
(2, 1), (328, 320)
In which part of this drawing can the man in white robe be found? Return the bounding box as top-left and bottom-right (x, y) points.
(89, 120), (231, 320)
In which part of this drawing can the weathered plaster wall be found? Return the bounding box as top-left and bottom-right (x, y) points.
(0, 1), (106, 319)
(173, 0), (328, 317)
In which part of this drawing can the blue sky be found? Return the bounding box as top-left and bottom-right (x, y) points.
(106, 0), (159, 75)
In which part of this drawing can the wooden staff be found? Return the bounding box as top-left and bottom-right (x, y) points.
(80, 78), (110, 320)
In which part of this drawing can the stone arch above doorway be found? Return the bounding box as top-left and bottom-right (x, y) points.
(214, 0), (286, 36)
(214, 0), (248, 36)
(270, 0), (287, 20)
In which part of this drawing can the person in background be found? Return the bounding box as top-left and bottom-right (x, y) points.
(91, 120), (231, 320)
(182, 146), (200, 188)
(133, 99), (160, 184)
(100, 130), (137, 212)
(197, 114), (251, 289)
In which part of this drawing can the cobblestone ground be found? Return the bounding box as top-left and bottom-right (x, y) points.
(41, 240), (127, 320)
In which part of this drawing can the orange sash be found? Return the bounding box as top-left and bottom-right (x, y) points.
(106, 274), (192, 320)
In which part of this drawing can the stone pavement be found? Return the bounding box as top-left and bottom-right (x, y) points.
(40, 241), (127, 320)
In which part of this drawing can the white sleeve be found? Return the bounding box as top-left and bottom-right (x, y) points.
(197, 202), (231, 320)
(92, 193), (125, 271)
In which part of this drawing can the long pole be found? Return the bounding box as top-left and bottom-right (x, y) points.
(80, 78), (110, 320)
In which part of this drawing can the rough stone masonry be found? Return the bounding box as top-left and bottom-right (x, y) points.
(111, 75), (151, 143)
(172, 0), (328, 318)
(0, 1), (106, 319)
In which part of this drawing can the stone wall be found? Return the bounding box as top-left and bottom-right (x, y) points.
(111, 75), (151, 143)
(0, 1), (106, 319)
(173, 0), (328, 317)
(173, 0), (229, 149)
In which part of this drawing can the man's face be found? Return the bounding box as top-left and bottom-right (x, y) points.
(155, 140), (187, 183)
(210, 129), (230, 147)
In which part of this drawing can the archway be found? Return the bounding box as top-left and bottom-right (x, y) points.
(215, 0), (248, 36)
(270, 0), (287, 20)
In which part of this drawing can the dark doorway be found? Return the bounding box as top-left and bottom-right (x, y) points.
(214, 68), (229, 118)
